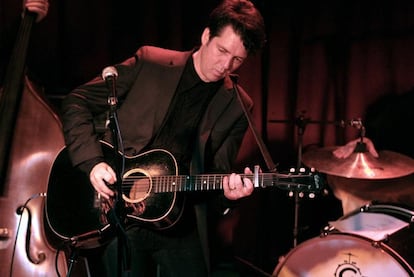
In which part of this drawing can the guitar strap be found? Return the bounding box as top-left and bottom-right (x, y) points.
(230, 75), (278, 172)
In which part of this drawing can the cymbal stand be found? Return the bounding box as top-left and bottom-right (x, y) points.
(291, 114), (308, 247)
(291, 113), (345, 246)
(290, 116), (366, 247)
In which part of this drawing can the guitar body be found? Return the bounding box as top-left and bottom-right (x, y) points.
(45, 142), (185, 249)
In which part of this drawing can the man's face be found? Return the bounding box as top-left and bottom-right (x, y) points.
(195, 25), (248, 82)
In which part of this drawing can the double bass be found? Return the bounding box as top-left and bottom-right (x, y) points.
(0, 3), (67, 276)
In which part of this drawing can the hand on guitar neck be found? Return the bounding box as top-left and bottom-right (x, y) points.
(222, 167), (255, 200)
(22, 0), (49, 22)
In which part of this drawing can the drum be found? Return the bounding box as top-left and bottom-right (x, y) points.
(273, 203), (414, 276)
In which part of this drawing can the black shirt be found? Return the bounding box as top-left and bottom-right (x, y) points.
(150, 56), (222, 175)
(147, 56), (222, 235)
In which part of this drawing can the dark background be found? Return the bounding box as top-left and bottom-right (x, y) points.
(2, 0), (414, 275)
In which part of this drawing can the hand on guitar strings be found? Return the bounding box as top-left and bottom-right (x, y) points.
(89, 162), (117, 199)
(23, 0), (49, 22)
(222, 167), (255, 200)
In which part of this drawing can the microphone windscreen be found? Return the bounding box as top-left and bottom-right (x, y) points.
(102, 66), (118, 80)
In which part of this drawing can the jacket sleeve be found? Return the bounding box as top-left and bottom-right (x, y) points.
(61, 54), (139, 173)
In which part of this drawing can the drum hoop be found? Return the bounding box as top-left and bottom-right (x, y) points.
(377, 235), (414, 274)
(274, 231), (414, 276)
(341, 203), (414, 222)
(334, 231), (414, 274)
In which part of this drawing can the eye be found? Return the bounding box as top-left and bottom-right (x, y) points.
(218, 47), (227, 53)
(232, 57), (244, 66)
(234, 57), (244, 64)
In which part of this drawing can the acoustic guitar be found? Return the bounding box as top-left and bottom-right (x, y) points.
(45, 141), (324, 249)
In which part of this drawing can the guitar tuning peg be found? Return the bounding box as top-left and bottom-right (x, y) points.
(289, 167), (308, 173)
(288, 191), (304, 197)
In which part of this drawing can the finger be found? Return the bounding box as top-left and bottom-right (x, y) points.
(241, 177), (254, 193)
(90, 172), (113, 198)
(228, 173), (245, 192)
(97, 179), (114, 199)
(105, 165), (117, 182)
(25, 0), (49, 22)
(228, 173), (238, 190)
(101, 168), (116, 184)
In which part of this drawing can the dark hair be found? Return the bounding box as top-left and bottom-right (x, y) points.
(207, 0), (266, 55)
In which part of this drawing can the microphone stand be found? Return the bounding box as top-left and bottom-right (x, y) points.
(106, 80), (131, 277)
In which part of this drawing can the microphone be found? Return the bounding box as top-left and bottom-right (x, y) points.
(101, 66), (118, 107)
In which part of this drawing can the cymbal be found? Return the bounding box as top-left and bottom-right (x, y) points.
(302, 146), (414, 179)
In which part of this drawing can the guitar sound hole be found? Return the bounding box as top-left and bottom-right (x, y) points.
(123, 171), (151, 204)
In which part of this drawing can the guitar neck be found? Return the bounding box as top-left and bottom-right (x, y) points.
(102, 144), (321, 194)
(123, 172), (318, 193)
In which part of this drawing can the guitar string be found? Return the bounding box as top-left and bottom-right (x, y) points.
(112, 174), (315, 193)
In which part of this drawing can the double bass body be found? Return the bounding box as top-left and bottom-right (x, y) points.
(0, 77), (67, 276)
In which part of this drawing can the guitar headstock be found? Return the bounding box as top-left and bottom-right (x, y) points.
(268, 167), (326, 196)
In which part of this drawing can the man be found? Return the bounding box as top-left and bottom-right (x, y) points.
(61, 0), (266, 275)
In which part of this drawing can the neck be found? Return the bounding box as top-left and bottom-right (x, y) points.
(192, 50), (209, 82)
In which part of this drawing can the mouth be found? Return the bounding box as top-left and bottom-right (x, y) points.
(214, 69), (226, 78)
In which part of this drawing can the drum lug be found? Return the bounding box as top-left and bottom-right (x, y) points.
(361, 203), (370, 212)
(371, 234), (389, 248)
(371, 240), (381, 248)
(320, 225), (334, 237)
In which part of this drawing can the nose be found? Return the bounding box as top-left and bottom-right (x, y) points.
(222, 58), (233, 72)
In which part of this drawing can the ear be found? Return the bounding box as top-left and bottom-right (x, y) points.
(201, 28), (210, 45)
